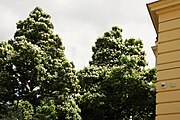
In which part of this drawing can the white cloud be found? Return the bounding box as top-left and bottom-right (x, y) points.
(0, 5), (18, 40)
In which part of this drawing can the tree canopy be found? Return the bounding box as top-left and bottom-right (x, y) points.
(0, 7), (81, 120)
(77, 26), (156, 120)
(0, 7), (156, 120)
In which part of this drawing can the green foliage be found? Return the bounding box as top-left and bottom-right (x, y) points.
(101, 67), (156, 120)
(0, 42), (16, 115)
(18, 101), (34, 120)
(90, 26), (147, 68)
(0, 109), (23, 120)
(58, 97), (81, 120)
(78, 26), (156, 120)
(0, 7), (156, 120)
(0, 101), (33, 120)
(34, 99), (57, 120)
(77, 66), (107, 119)
(0, 7), (81, 120)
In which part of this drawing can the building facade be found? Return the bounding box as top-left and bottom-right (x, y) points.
(147, 0), (180, 120)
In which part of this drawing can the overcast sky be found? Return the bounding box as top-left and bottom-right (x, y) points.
(0, 0), (157, 70)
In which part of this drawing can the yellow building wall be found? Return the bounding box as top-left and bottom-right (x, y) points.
(147, 1), (180, 119)
(156, 5), (180, 120)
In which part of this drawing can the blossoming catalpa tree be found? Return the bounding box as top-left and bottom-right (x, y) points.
(0, 7), (81, 120)
(77, 26), (156, 120)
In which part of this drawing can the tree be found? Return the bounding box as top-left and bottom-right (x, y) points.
(77, 66), (108, 120)
(77, 26), (156, 120)
(0, 42), (16, 117)
(0, 7), (81, 120)
(90, 26), (146, 68)
(101, 67), (156, 120)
